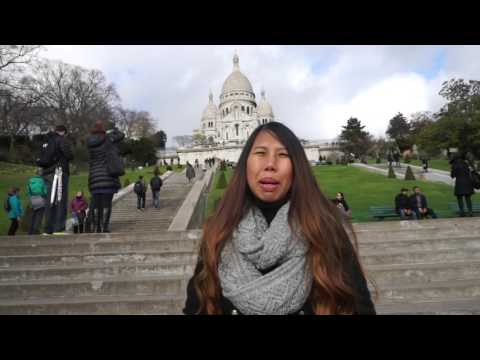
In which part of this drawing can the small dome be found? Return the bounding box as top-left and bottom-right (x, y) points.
(257, 89), (274, 117)
(202, 91), (218, 119)
(221, 53), (254, 95)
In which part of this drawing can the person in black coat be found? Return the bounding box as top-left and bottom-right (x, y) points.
(183, 122), (376, 315)
(40, 125), (74, 234)
(395, 188), (415, 219)
(87, 121), (125, 233)
(331, 192), (352, 219)
(450, 154), (475, 217)
(409, 186), (437, 219)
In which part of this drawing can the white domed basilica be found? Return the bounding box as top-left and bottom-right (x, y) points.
(195, 53), (275, 145)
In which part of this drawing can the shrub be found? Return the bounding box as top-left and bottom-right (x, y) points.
(388, 165), (397, 179)
(404, 166), (416, 181)
(166, 165), (173, 171)
(217, 171), (227, 189)
(124, 178), (131, 187)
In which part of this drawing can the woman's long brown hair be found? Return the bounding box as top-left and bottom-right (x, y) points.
(194, 122), (375, 314)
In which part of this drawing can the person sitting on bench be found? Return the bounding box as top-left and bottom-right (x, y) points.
(409, 186), (438, 219)
(395, 188), (416, 220)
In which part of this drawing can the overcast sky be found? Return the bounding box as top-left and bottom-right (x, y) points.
(42, 45), (480, 146)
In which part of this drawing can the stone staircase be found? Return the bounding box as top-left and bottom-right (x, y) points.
(1, 167), (480, 314)
(0, 171), (201, 315)
(356, 218), (480, 314)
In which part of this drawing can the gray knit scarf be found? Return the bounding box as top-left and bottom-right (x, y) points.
(218, 202), (313, 315)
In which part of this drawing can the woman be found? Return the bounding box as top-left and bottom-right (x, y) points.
(87, 121), (125, 233)
(451, 154), (475, 217)
(332, 192), (352, 219)
(186, 162), (196, 183)
(183, 122), (376, 315)
(70, 191), (88, 233)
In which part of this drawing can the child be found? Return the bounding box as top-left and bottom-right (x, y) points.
(27, 169), (48, 235)
(6, 187), (23, 236)
(70, 191), (89, 233)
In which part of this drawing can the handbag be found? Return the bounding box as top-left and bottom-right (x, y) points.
(471, 169), (480, 190)
(30, 195), (46, 210)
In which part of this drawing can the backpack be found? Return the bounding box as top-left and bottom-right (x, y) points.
(105, 138), (125, 177)
(134, 181), (144, 194)
(151, 176), (163, 191)
(28, 177), (45, 196)
(471, 170), (480, 190)
(36, 136), (58, 168)
(4, 196), (11, 212)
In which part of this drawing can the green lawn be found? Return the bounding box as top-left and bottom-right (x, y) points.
(205, 165), (461, 222)
(0, 161), (184, 235)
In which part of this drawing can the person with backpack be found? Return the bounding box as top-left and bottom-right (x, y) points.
(150, 170), (163, 209)
(186, 162), (195, 183)
(70, 191), (89, 234)
(36, 124), (74, 235)
(87, 121), (125, 233)
(134, 176), (147, 211)
(5, 187), (24, 236)
(27, 169), (48, 235)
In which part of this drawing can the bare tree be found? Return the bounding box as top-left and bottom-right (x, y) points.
(31, 59), (120, 144)
(114, 107), (156, 139)
(0, 45), (43, 89)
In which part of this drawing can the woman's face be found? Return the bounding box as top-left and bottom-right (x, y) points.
(336, 193), (343, 200)
(246, 130), (293, 203)
(76, 192), (82, 198)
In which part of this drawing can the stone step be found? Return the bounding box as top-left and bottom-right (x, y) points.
(0, 230), (202, 244)
(0, 250), (198, 268)
(353, 217), (480, 232)
(361, 247), (480, 266)
(358, 235), (480, 254)
(375, 278), (480, 304)
(0, 274), (190, 300)
(375, 298), (480, 315)
(0, 261), (196, 282)
(0, 295), (186, 315)
(356, 227), (480, 242)
(0, 239), (199, 256)
(367, 260), (480, 286)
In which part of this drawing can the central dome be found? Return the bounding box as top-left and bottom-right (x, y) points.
(221, 53), (254, 94)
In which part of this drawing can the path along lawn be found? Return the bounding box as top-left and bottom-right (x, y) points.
(0, 162), (184, 235)
(367, 158), (451, 172)
(206, 165), (461, 222)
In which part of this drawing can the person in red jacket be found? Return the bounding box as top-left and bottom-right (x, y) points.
(70, 191), (89, 233)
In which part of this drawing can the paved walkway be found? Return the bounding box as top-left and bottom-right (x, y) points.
(109, 171), (194, 233)
(352, 162), (456, 187)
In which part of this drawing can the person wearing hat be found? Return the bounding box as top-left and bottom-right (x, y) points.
(39, 124), (74, 235)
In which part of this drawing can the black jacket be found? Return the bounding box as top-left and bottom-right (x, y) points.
(150, 176), (163, 191)
(183, 240), (376, 315)
(41, 132), (74, 176)
(409, 193), (428, 209)
(451, 159), (474, 196)
(87, 129), (125, 193)
(395, 193), (411, 212)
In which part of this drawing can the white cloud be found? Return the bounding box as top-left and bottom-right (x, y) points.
(41, 45), (480, 146)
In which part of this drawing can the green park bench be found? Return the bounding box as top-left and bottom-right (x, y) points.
(369, 206), (401, 220)
(448, 202), (480, 215)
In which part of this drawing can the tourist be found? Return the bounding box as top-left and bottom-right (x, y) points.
(6, 187), (23, 236)
(409, 186), (438, 219)
(332, 192), (352, 219)
(387, 152), (393, 168)
(186, 162), (195, 183)
(134, 175), (147, 211)
(183, 122), (375, 315)
(37, 124), (74, 235)
(87, 121), (125, 232)
(27, 169), (48, 235)
(395, 188), (416, 220)
(450, 153), (475, 217)
(70, 191), (88, 234)
(393, 151), (401, 167)
(421, 157), (429, 173)
(150, 169), (163, 209)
